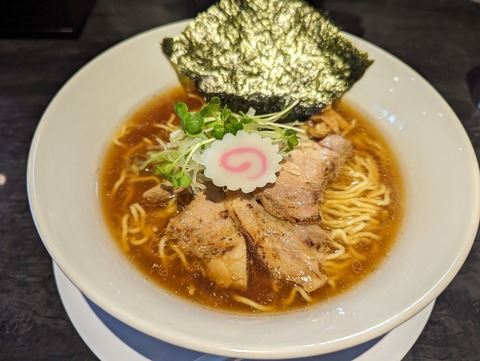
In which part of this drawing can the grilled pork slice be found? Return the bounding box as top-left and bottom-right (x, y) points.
(225, 192), (329, 292)
(255, 134), (352, 224)
(143, 181), (191, 204)
(163, 186), (247, 290)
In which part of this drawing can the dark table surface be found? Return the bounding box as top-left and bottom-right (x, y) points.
(1, 0), (479, 360)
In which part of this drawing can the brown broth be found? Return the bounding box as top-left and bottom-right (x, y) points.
(99, 86), (403, 313)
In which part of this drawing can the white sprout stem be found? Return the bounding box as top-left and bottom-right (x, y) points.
(255, 121), (306, 132)
(249, 100), (300, 122)
(139, 150), (174, 170)
(181, 137), (215, 173)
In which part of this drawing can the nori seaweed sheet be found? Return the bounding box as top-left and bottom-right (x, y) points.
(162, 0), (373, 121)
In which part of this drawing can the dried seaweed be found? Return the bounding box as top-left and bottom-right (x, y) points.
(162, 0), (373, 121)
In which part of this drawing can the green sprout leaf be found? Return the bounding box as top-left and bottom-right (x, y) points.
(174, 102), (188, 118)
(154, 162), (175, 177)
(200, 96), (221, 117)
(184, 112), (204, 135)
(225, 117), (243, 135)
(212, 124), (226, 139)
(220, 106), (232, 121)
(171, 172), (192, 188)
(287, 135), (299, 150)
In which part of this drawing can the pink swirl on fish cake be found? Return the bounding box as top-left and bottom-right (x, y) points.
(202, 131), (282, 193)
(220, 147), (267, 179)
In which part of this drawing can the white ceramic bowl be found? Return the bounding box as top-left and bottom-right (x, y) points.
(27, 19), (480, 359)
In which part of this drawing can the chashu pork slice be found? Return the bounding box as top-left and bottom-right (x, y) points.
(225, 192), (330, 292)
(163, 186), (247, 290)
(254, 134), (352, 224)
(143, 181), (191, 204)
